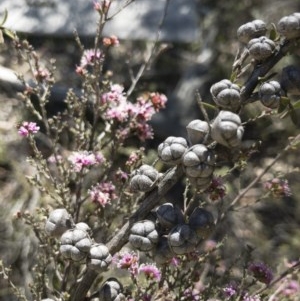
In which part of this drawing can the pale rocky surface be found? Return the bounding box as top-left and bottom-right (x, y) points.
(0, 0), (200, 42)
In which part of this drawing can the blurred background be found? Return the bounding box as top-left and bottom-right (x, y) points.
(0, 0), (300, 300)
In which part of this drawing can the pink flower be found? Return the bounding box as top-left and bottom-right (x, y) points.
(280, 280), (300, 296)
(138, 264), (161, 282)
(89, 182), (116, 207)
(18, 121), (40, 137)
(101, 84), (125, 105)
(68, 151), (97, 172)
(223, 282), (238, 298)
(80, 49), (102, 67)
(248, 262), (273, 285)
(264, 178), (292, 198)
(103, 35), (120, 47)
(114, 251), (139, 276)
(47, 154), (63, 163)
(149, 92), (167, 111)
(243, 293), (261, 301)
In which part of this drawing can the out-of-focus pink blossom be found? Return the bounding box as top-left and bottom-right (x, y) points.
(280, 279), (300, 296)
(101, 84), (125, 105)
(89, 181), (116, 207)
(264, 177), (292, 198)
(68, 151), (98, 172)
(18, 121), (40, 137)
(138, 264), (161, 282)
(149, 92), (167, 111)
(80, 49), (102, 67)
(103, 35), (120, 47)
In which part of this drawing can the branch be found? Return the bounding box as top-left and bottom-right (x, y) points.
(70, 165), (184, 301)
(241, 39), (295, 103)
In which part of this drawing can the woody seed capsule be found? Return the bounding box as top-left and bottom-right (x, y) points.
(188, 207), (215, 240)
(210, 79), (241, 112)
(186, 119), (210, 145)
(280, 65), (300, 95)
(248, 36), (276, 61)
(237, 19), (267, 44)
(45, 208), (72, 237)
(88, 243), (112, 271)
(158, 136), (188, 165)
(168, 224), (199, 255)
(278, 13), (300, 39)
(182, 144), (215, 178)
(259, 81), (282, 108)
(60, 228), (92, 261)
(130, 164), (159, 192)
(129, 220), (159, 251)
(211, 110), (244, 148)
(98, 278), (125, 301)
(156, 202), (184, 230)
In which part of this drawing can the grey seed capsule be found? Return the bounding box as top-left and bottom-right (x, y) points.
(158, 136), (188, 165)
(156, 202), (184, 229)
(45, 208), (72, 237)
(247, 36), (276, 61)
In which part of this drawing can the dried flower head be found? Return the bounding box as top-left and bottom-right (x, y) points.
(263, 177), (292, 198)
(248, 262), (273, 285)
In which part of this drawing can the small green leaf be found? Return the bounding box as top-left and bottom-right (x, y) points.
(0, 9), (8, 26)
(289, 103), (298, 125)
(2, 28), (16, 40)
(278, 97), (290, 113)
(257, 72), (277, 83)
(201, 102), (217, 111)
(230, 70), (238, 83)
(292, 100), (300, 110)
(269, 23), (278, 41)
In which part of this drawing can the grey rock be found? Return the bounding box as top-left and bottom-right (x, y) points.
(0, 0), (200, 42)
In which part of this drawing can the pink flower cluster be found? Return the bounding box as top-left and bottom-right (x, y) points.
(113, 252), (161, 281)
(68, 151), (104, 172)
(18, 121), (40, 137)
(101, 84), (167, 141)
(264, 177), (292, 198)
(80, 49), (102, 68)
(89, 181), (116, 207)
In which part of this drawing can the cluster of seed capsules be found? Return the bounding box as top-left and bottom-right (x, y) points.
(128, 11), (300, 263)
(44, 209), (124, 299)
(237, 13), (300, 106)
